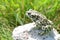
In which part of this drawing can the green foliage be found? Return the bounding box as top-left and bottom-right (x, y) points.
(0, 0), (60, 40)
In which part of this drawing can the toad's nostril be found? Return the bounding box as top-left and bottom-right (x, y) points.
(28, 13), (31, 15)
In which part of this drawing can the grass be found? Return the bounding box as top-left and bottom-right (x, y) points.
(0, 0), (60, 40)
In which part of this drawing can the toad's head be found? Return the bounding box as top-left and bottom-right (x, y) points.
(26, 9), (46, 22)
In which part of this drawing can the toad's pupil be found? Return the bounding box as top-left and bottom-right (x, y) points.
(28, 13), (31, 15)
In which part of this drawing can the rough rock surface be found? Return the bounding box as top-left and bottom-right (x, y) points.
(12, 22), (60, 40)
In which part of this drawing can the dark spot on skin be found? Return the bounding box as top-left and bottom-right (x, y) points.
(36, 17), (39, 20)
(36, 16), (40, 20)
(31, 15), (36, 18)
(30, 15), (37, 22)
(37, 16), (40, 18)
(41, 24), (46, 26)
(32, 19), (36, 22)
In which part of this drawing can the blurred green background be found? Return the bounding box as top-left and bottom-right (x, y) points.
(0, 0), (60, 40)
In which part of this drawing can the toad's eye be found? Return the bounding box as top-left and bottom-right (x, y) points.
(28, 13), (31, 15)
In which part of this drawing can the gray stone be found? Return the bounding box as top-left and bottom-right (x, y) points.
(12, 22), (60, 40)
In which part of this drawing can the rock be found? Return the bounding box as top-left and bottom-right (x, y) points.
(12, 22), (60, 40)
